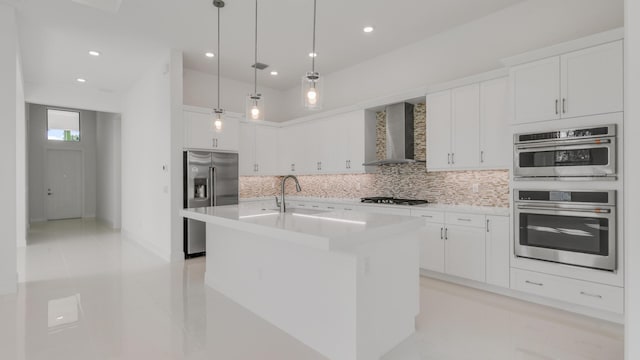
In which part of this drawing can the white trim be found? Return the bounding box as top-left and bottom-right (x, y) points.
(501, 27), (624, 67)
(425, 68), (509, 94)
(121, 229), (171, 262)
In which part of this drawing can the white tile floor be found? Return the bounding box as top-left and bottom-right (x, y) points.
(0, 219), (624, 359)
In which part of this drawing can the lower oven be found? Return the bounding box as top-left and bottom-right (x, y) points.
(514, 190), (616, 271)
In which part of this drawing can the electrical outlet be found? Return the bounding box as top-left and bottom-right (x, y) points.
(472, 183), (479, 193)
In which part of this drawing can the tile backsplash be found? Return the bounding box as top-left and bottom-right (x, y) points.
(240, 103), (510, 208)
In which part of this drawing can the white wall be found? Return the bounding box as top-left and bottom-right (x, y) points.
(121, 54), (173, 261)
(170, 50), (185, 262)
(183, 68), (286, 122)
(0, 3), (19, 295)
(27, 104), (98, 222)
(279, 0), (624, 120)
(625, 0), (639, 358)
(96, 112), (122, 229)
(25, 82), (122, 114)
(16, 44), (27, 248)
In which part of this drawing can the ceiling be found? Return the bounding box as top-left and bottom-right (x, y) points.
(14, 0), (526, 94)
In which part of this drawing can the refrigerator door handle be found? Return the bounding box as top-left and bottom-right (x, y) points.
(210, 167), (217, 207)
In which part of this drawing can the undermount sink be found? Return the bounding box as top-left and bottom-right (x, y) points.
(261, 208), (328, 215)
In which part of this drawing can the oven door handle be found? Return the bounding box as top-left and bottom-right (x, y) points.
(516, 205), (611, 214)
(515, 138), (611, 150)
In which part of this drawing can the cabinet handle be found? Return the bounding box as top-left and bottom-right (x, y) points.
(421, 215), (433, 218)
(525, 280), (543, 287)
(291, 164), (295, 172)
(451, 153), (455, 164)
(447, 153), (451, 164)
(327, 206), (335, 209)
(444, 228), (448, 240)
(580, 291), (603, 299)
(344, 208), (353, 211)
(457, 218), (472, 222)
(440, 227), (444, 240)
(486, 219), (490, 233)
(480, 151), (484, 163)
(312, 205), (319, 208)
(555, 99), (559, 115)
(562, 98), (566, 114)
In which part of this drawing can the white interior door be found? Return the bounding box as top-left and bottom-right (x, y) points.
(46, 149), (83, 220)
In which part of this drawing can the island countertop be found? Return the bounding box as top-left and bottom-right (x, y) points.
(181, 204), (424, 252)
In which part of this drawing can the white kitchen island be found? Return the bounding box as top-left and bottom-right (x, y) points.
(181, 205), (424, 360)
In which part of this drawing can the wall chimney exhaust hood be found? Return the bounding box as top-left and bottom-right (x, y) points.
(363, 102), (424, 166)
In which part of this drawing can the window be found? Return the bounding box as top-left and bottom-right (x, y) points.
(47, 109), (80, 142)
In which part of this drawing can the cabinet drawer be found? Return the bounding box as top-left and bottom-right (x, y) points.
(511, 268), (623, 314)
(410, 209), (444, 223)
(445, 212), (485, 228)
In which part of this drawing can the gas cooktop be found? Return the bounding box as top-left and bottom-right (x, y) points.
(360, 197), (429, 206)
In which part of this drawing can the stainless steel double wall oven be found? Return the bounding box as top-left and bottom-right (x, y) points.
(513, 125), (618, 271)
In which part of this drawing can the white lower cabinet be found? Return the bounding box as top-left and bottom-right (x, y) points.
(485, 215), (510, 288)
(412, 209), (509, 286)
(511, 268), (624, 314)
(445, 224), (486, 283)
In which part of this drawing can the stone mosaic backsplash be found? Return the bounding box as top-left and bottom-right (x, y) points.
(240, 102), (510, 208)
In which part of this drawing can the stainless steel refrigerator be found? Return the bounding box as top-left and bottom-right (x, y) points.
(183, 150), (239, 258)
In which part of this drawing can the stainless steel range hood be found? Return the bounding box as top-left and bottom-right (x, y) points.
(363, 102), (423, 166)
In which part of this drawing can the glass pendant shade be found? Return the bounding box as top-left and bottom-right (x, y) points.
(213, 109), (224, 131)
(245, 94), (265, 121)
(302, 72), (322, 110)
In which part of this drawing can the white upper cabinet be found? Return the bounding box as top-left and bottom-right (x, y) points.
(426, 90), (452, 170)
(277, 110), (369, 175)
(184, 108), (240, 151)
(451, 84), (480, 168)
(479, 77), (510, 169)
(239, 122), (278, 176)
(510, 40), (623, 124)
(510, 57), (561, 124)
(427, 77), (508, 171)
(560, 41), (623, 119)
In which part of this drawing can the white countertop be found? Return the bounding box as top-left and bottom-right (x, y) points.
(241, 196), (511, 216)
(181, 204), (423, 252)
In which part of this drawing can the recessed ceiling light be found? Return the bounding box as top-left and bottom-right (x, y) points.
(270, 71), (278, 76)
(309, 52), (317, 58)
(76, 78), (87, 83)
(88, 50), (101, 56)
(205, 52), (215, 58)
(363, 26), (374, 33)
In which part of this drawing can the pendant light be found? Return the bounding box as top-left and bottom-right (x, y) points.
(302, 0), (322, 110)
(246, 0), (265, 121)
(213, 0), (225, 131)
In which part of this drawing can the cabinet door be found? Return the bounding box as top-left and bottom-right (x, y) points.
(184, 111), (215, 149)
(238, 123), (256, 176)
(316, 117), (341, 173)
(485, 215), (510, 288)
(426, 90), (452, 171)
(278, 126), (295, 174)
(510, 56), (561, 124)
(561, 41), (623, 119)
(445, 225), (486, 282)
(255, 125), (278, 175)
(215, 115), (240, 151)
(479, 77), (510, 169)
(451, 84), (480, 169)
(292, 123), (313, 174)
(419, 222), (445, 272)
(344, 112), (366, 173)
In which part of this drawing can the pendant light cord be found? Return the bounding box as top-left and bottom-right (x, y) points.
(254, 0), (258, 95)
(217, 6), (221, 111)
(311, 0), (317, 73)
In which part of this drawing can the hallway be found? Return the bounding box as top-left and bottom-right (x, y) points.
(0, 219), (624, 359)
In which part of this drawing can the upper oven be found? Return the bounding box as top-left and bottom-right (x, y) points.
(514, 125), (616, 180)
(515, 190), (616, 271)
